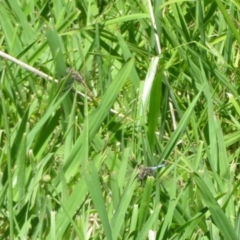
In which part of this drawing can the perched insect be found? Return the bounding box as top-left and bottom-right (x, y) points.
(138, 163), (167, 184)
(66, 67), (84, 83)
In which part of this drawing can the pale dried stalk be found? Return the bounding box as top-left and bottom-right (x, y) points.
(0, 51), (122, 115)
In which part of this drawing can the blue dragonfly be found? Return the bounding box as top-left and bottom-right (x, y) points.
(137, 163), (167, 183)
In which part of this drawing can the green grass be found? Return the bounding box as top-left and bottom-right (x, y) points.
(1, 0), (240, 239)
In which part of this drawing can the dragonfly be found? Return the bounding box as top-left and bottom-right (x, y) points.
(66, 67), (99, 107)
(137, 163), (167, 183)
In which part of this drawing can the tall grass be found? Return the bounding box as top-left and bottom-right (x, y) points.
(0, 0), (240, 239)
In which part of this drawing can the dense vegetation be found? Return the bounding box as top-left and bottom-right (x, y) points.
(0, 0), (240, 239)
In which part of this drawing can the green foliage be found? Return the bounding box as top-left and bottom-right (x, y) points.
(0, 0), (240, 239)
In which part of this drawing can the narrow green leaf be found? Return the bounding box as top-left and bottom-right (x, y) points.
(84, 161), (113, 240)
(111, 170), (137, 240)
(46, 28), (66, 78)
(135, 204), (161, 240)
(147, 70), (162, 147)
(215, 0), (240, 44)
(193, 173), (238, 240)
(159, 87), (203, 161)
